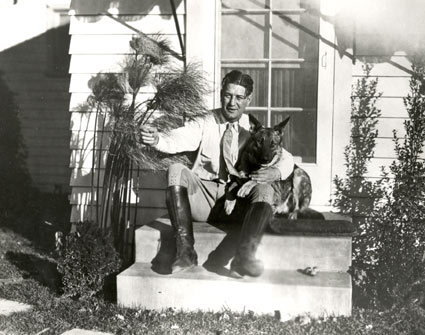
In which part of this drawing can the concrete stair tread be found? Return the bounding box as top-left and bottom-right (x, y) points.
(121, 262), (351, 288)
(117, 262), (352, 316)
(136, 218), (352, 272)
(143, 215), (355, 236)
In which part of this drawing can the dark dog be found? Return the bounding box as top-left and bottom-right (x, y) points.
(225, 114), (321, 220)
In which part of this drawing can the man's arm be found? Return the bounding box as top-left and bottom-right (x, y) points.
(140, 118), (204, 154)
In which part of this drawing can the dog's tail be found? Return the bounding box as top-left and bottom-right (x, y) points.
(298, 208), (325, 220)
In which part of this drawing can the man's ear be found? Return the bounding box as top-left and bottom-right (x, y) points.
(248, 113), (263, 133)
(274, 116), (290, 135)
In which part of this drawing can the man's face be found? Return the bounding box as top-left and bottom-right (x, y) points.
(221, 83), (251, 123)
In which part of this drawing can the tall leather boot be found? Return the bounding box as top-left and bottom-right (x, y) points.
(166, 185), (198, 273)
(230, 202), (272, 277)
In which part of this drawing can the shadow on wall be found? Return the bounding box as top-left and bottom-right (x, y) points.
(0, 70), (32, 217)
(0, 25), (71, 193)
(70, 0), (184, 23)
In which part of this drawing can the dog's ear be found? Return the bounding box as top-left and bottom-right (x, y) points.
(248, 113), (263, 133)
(274, 117), (290, 135)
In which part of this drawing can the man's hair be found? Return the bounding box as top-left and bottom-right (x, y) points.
(221, 70), (254, 96)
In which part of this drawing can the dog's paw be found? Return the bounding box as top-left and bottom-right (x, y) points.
(224, 199), (236, 215)
(237, 180), (258, 198)
(288, 210), (299, 220)
(300, 266), (319, 277)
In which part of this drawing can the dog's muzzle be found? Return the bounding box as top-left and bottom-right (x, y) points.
(260, 154), (279, 168)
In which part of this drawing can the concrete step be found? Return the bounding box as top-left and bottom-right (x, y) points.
(117, 262), (352, 318)
(135, 217), (352, 273)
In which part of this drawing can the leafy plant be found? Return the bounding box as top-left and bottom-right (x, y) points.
(362, 58), (425, 307)
(85, 33), (210, 264)
(332, 65), (384, 307)
(333, 64), (383, 218)
(57, 221), (122, 298)
(336, 59), (425, 308)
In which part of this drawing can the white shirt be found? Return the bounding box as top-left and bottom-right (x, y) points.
(154, 109), (295, 182)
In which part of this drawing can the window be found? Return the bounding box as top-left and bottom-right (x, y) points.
(221, 0), (320, 163)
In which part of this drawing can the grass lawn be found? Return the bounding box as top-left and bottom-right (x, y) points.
(1, 196), (424, 334)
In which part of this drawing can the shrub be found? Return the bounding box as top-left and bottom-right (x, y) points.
(333, 64), (383, 218)
(336, 59), (425, 308)
(57, 222), (122, 298)
(362, 58), (425, 307)
(332, 65), (383, 307)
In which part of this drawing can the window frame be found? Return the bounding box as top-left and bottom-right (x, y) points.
(186, 0), (336, 208)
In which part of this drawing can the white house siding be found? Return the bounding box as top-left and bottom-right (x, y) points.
(68, 0), (185, 223)
(330, 1), (425, 224)
(69, 0), (425, 224)
(0, 0), (71, 193)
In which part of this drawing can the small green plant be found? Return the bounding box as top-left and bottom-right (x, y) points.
(57, 222), (122, 298)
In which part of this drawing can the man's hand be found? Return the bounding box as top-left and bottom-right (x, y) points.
(237, 180), (258, 198)
(250, 166), (281, 183)
(139, 126), (159, 146)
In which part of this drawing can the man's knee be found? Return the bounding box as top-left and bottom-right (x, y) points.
(167, 163), (190, 187)
(248, 183), (274, 204)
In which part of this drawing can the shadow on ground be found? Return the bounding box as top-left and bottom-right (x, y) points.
(5, 251), (62, 293)
(2, 192), (72, 253)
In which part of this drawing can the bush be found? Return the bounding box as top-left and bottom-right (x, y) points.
(360, 58), (425, 307)
(57, 222), (122, 298)
(333, 64), (383, 218)
(335, 59), (425, 308)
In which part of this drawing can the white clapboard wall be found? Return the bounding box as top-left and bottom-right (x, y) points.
(333, 22), (417, 224)
(68, 0), (419, 225)
(0, 0), (72, 192)
(69, 0), (185, 223)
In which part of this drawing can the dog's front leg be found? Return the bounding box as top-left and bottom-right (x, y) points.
(224, 181), (238, 215)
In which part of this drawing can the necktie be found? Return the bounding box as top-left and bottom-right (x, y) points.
(221, 123), (239, 180)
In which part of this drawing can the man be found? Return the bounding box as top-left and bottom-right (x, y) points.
(140, 70), (294, 277)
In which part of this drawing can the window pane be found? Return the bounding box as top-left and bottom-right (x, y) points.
(271, 61), (318, 108)
(273, 0), (320, 11)
(220, 0), (320, 163)
(222, 0), (269, 10)
(273, 0), (301, 8)
(221, 66), (268, 107)
(272, 12), (319, 59)
(272, 111), (316, 163)
(221, 13), (268, 59)
(271, 66), (297, 107)
(247, 110), (268, 126)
